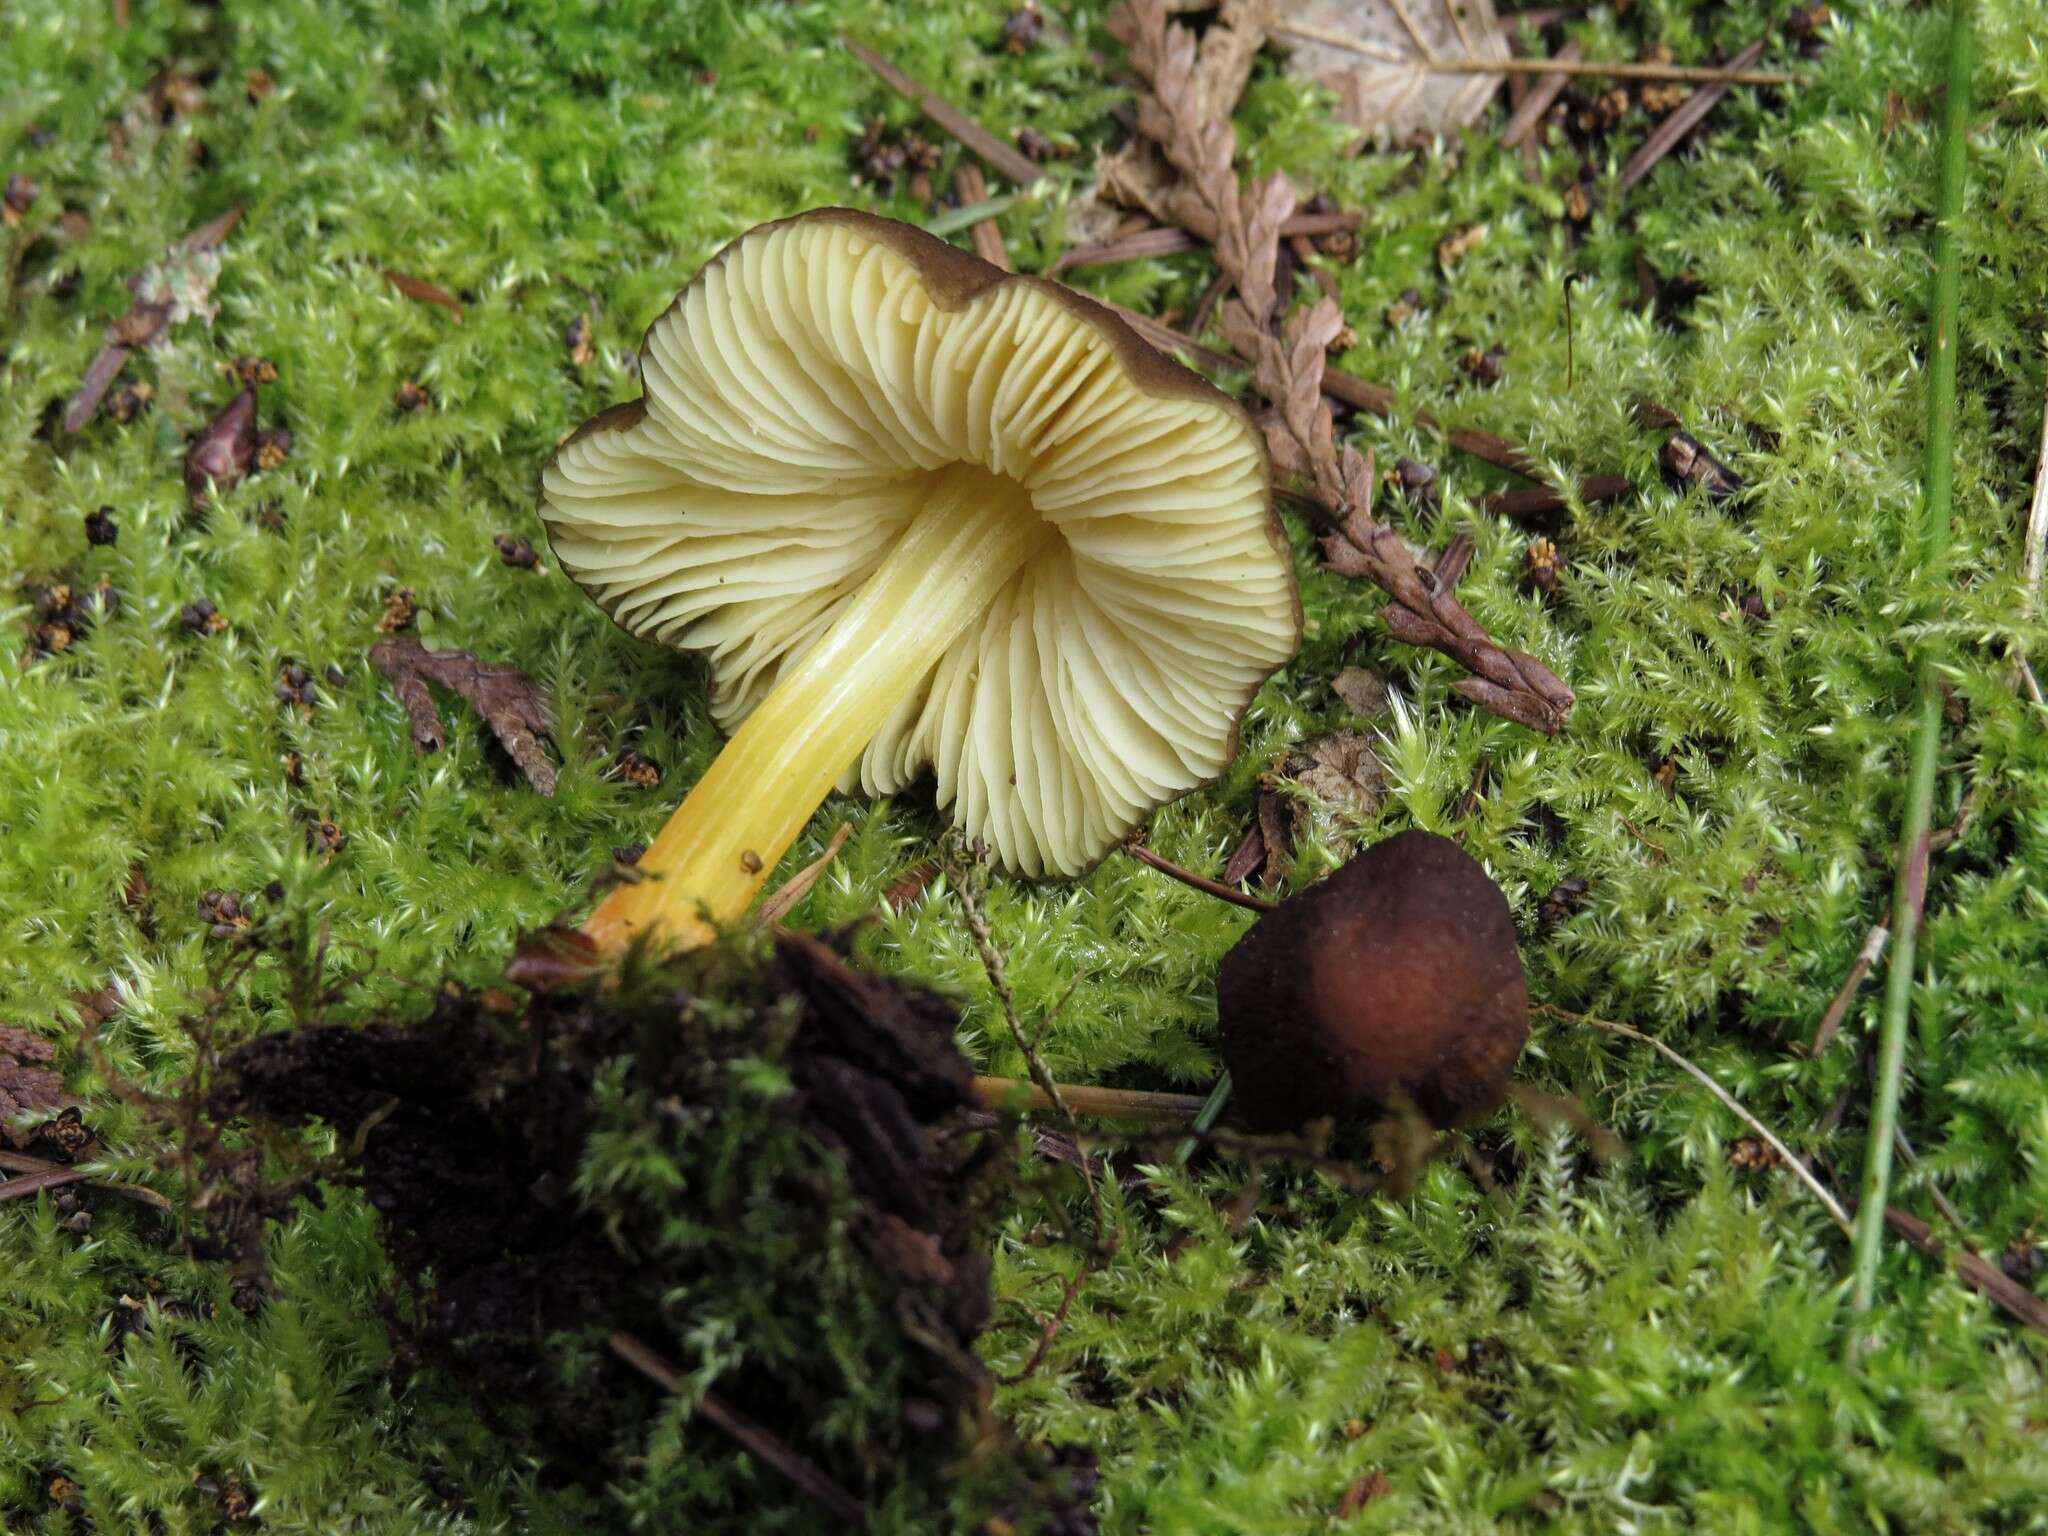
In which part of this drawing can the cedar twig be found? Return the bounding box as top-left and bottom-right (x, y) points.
(1272, 20), (1799, 86)
(0, 1151), (174, 1212)
(952, 163), (1010, 272)
(1481, 476), (1632, 520)
(843, 35), (1043, 187)
(1618, 37), (1772, 192)
(1807, 923), (1889, 1057)
(606, 1333), (868, 1527)
(1853, 0), (1973, 1316)
(1124, 840), (1276, 912)
(1540, 1004), (1854, 1233)
(1110, 0), (1574, 734)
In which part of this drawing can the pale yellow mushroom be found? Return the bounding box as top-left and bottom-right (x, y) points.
(541, 209), (1299, 953)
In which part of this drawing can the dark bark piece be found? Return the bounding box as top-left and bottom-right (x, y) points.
(370, 636), (557, 795)
(1661, 430), (1743, 501)
(63, 345), (134, 433)
(184, 389), (258, 504)
(381, 268), (464, 321)
(1221, 823), (1267, 886)
(0, 1026), (69, 1142)
(1481, 474), (1632, 522)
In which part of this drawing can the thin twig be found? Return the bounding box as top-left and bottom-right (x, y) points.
(756, 822), (854, 928)
(1499, 39), (1583, 148)
(0, 1151), (174, 1212)
(1050, 212), (1357, 274)
(1540, 1003), (1853, 1233)
(606, 1333), (868, 1527)
(1271, 20), (1799, 86)
(974, 1075), (1209, 1122)
(1891, 1126), (1977, 1252)
(1618, 37), (1772, 193)
(1853, 0), (1973, 1316)
(1807, 923), (1889, 1057)
(949, 845), (1116, 1252)
(997, 1259), (1094, 1383)
(952, 163), (1010, 272)
(842, 35), (1044, 187)
(1124, 841), (1277, 912)
(2014, 362), (2048, 704)
(1883, 1206), (2048, 1337)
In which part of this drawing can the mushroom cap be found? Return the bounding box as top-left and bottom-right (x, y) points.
(539, 209), (1300, 878)
(1216, 830), (1529, 1131)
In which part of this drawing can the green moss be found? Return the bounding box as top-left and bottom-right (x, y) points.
(3, 0), (2047, 1530)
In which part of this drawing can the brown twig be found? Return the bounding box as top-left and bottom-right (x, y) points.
(0, 1151), (174, 1212)
(997, 1259), (1095, 1383)
(843, 35), (1043, 188)
(952, 163), (1010, 272)
(756, 822), (854, 928)
(974, 1075), (1210, 1122)
(1883, 1207), (2048, 1338)
(1050, 211), (1358, 274)
(1891, 1126), (1977, 1252)
(1541, 1003), (1853, 1231)
(1618, 38), (1773, 193)
(1481, 475), (1633, 521)
(606, 1333), (868, 1526)
(1124, 840), (1276, 912)
(1808, 924), (1890, 1057)
(1432, 530), (1477, 590)
(1271, 20), (1798, 86)
(948, 843), (1117, 1253)
(1110, 0), (1574, 735)
(1499, 39), (1583, 148)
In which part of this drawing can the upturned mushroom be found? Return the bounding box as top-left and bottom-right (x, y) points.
(1216, 830), (1528, 1131)
(542, 210), (1300, 952)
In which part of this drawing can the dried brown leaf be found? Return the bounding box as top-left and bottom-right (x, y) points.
(381, 268), (464, 322)
(1221, 822), (1268, 885)
(0, 1027), (69, 1145)
(1196, 0), (1280, 121)
(370, 636), (557, 795)
(1277, 0), (1509, 147)
(1281, 728), (1385, 822)
(1330, 665), (1390, 717)
(184, 390), (258, 505)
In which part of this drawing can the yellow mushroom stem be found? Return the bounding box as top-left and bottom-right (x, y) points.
(582, 463), (1055, 953)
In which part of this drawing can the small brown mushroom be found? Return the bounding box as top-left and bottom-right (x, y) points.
(1216, 829), (1528, 1132)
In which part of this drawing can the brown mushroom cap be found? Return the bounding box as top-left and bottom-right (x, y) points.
(539, 209), (1300, 880)
(1216, 829), (1529, 1131)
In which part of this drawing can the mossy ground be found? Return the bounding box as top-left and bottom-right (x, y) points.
(4, 0), (2048, 1530)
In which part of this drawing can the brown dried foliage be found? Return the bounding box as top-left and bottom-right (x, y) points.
(370, 636), (557, 795)
(1108, 0), (1574, 733)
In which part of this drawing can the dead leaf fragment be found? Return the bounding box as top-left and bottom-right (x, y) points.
(370, 636), (557, 795)
(1337, 1470), (1392, 1517)
(1278, 0), (1508, 148)
(185, 389), (258, 504)
(1281, 729), (1385, 823)
(0, 1027), (68, 1145)
(381, 268), (464, 322)
(1330, 665), (1389, 718)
